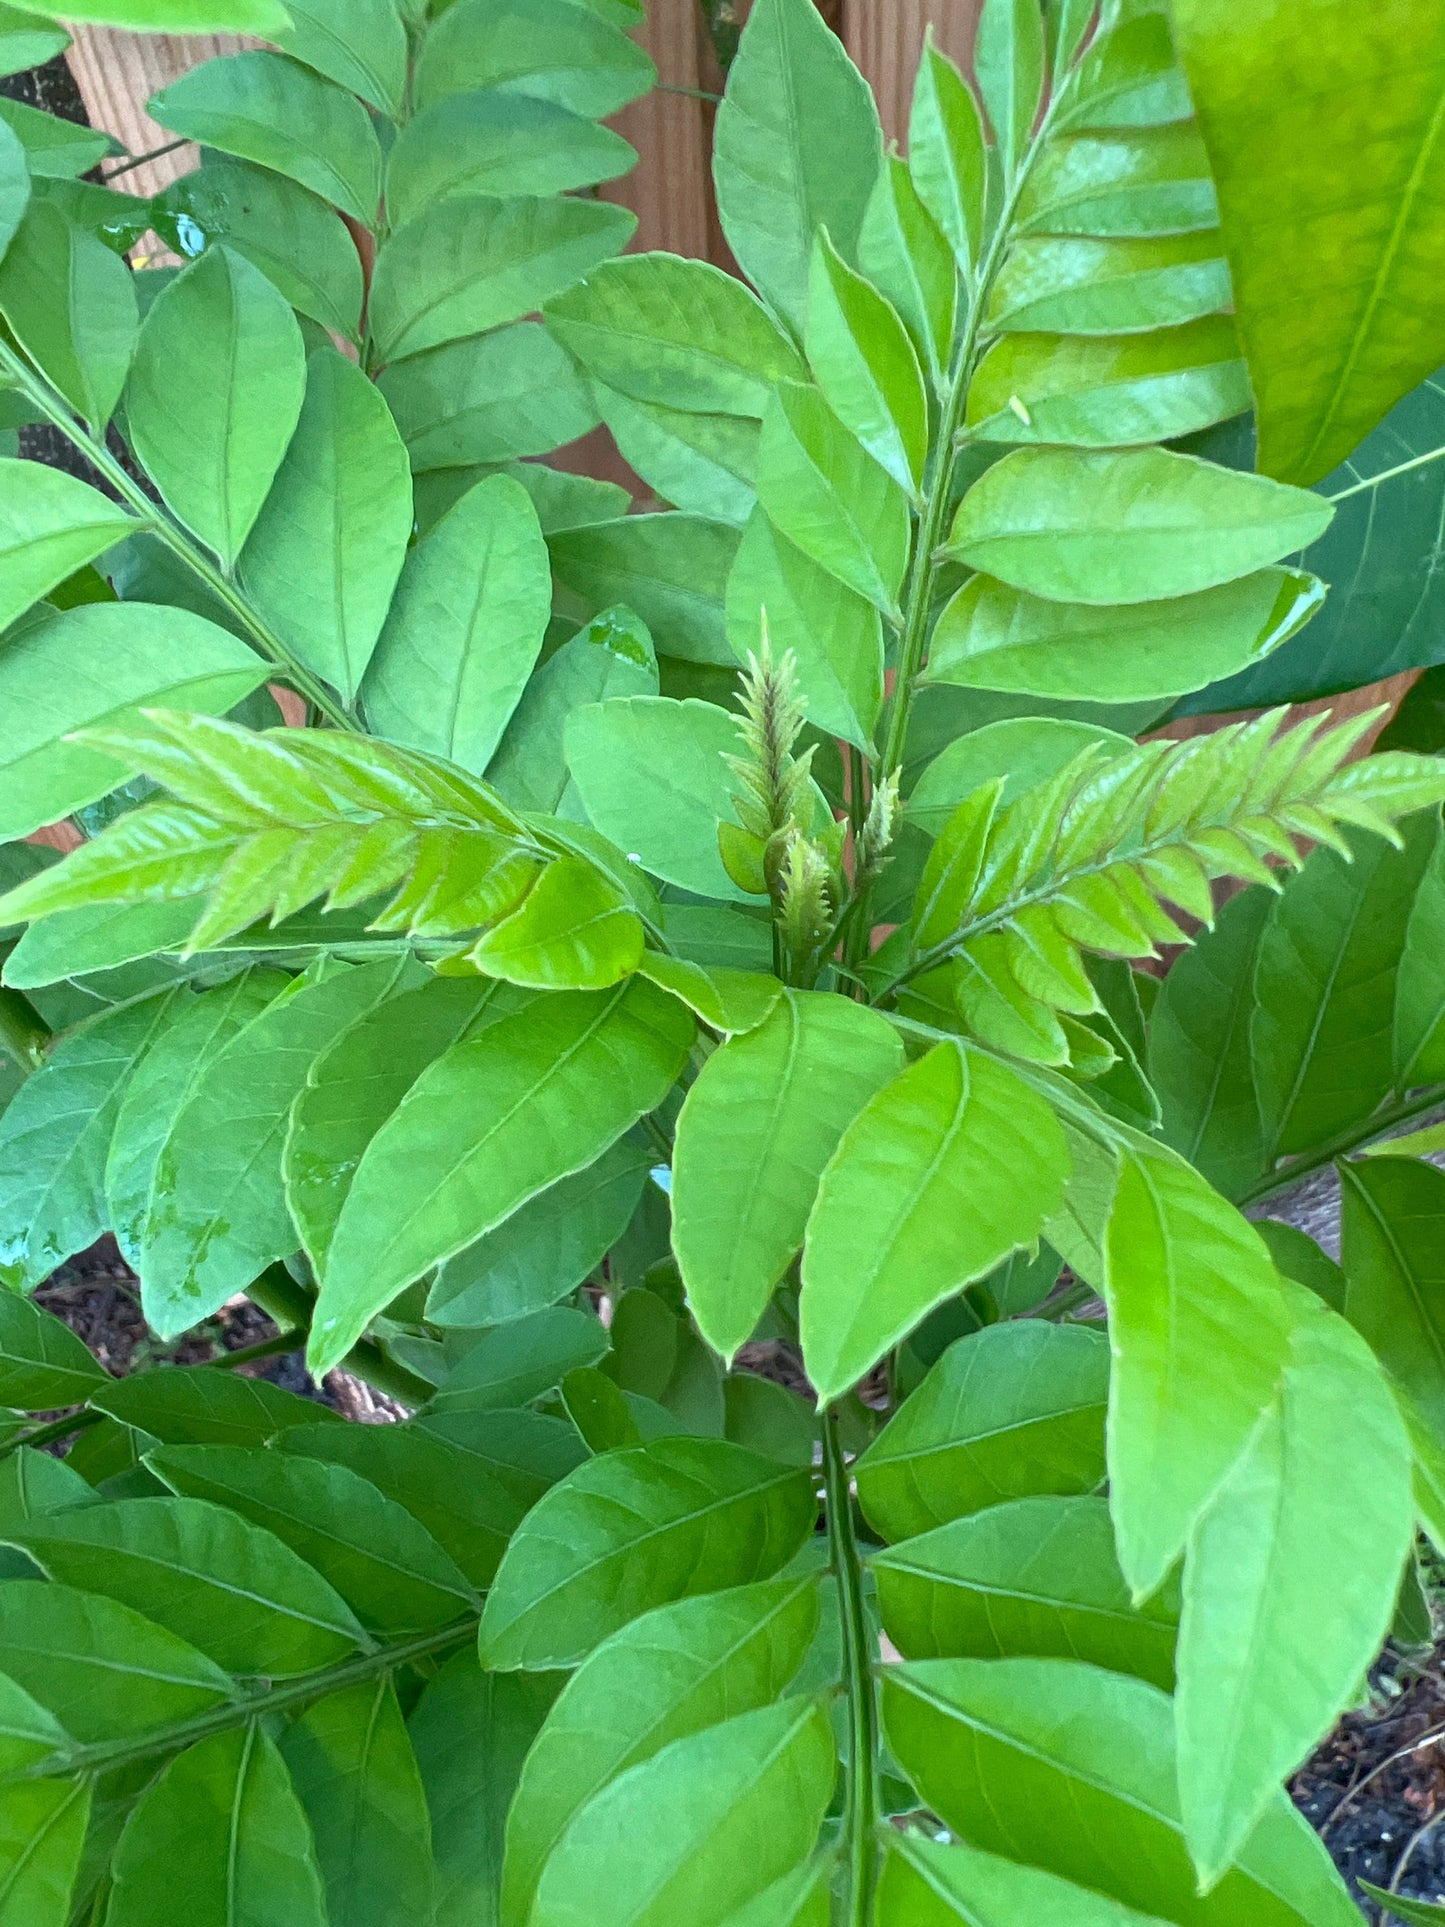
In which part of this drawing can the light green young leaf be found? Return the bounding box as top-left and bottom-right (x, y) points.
(874, 1494), (1179, 1688)
(108, 1725), (327, 1927)
(927, 567), (1322, 701)
(387, 92), (635, 229)
(531, 1699), (835, 1927)
(281, 1678), (435, 1927)
(550, 514), (740, 666)
(673, 990), (905, 1361)
(986, 231), (1231, 334)
(149, 1445), (478, 1632)
(240, 349), (412, 703)
(368, 195), (636, 364)
(633, 954), (781, 1037)
(712, 0), (882, 331)
(1341, 1157), (1445, 1439)
(908, 35), (985, 270)
(1019, 122), (1218, 239)
(801, 1042), (1070, 1403)
(149, 51), (383, 224)
(4, 0), (286, 23)
(378, 323), (600, 472)
(90, 1362), (342, 1448)
(6, 1495), (370, 1677)
(314, 979), (694, 1373)
(877, 1833), (1178, 1927)
(966, 320), (1251, 447)
(362, 473), (551, 774)
(805, 231), (929, 496)
(0, 990), (178, 1289)
(945, 447), (1333, 604)
(0, 1777), (89, 1927)
(425, 1307), (610, 1417)
(756, 381), (912, 618)
(0, 1290), (106, 1409)
(270, 0), (407, 116)
(0, 202), (135, 430)
(0, 461), (131, 636)
(881, 1657), (1361, 1927)
(974, 0), (1046, 181)
(1171, 0), (1445, 484)
(467, 856), (644, 990)
(479, 1436), (817, 1669)
(502, 1576), (819, 1927)
(1396, 822), (1445, 1088)
(858, 153), (957, 385)
(135, 962), (404, 1338)
(1063, 1), (1191, 132)
(1102, 1143), (1292, 1599)
(1253, 824), (1435, 1161)
(126, 245), (306, 567)
(413, 0), (656, 119)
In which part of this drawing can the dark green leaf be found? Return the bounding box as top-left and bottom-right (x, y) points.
(426, 1307), (610, 1415)
(1397, 821), (1445, 1088)
(388, 92), (634, 228)
(90, 1365), (340, 1447)
(377, 323), (599, 471)
(0, 1289), (107, 1408)
(1341, 1157), (1445, 1439)
(550, 515), (741, 667)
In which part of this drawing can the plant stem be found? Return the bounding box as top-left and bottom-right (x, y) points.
(823, 1407), (878, 1927)
(1235, 1083), (1445, 1208)
(0, 339), (357, 732)
(244, 1262), (435, 1407)
(101, 138), (187, 182)
(0, 987), (50, 1071)
(1328, 443), (1445, 501)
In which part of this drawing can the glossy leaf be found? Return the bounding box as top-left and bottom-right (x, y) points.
(413, 0), (656, 119)
(479, 1435), (817, 1668)
(387, 92), (634, 229)
(549, 514), (740, 667)
(877, 1833), (1177, 1927)
(314, 980), (694, 1372)
(856, 1322), (1110, 1542)
(801, 1042), (1070, 1403)
(945, 447), (1333, 604)
(986, 231), (1231, 335)
(908, 36), (985, 269)
(713, 0), (882, 330)
(240, 349), (412, 703)
(1019, 123), (1217, 239)
(0, 202), (135, 430)
(673, 990), (904, 1360)
(362, 474), (551, 775)
(0, 1286), (107, 1408)
(633, 953), (782, 1038)
(377, 323), (599, 471)
(0, 461), (131, 636)
(468, 854), (644, 990)
(126, 246), (306, 567)
(805, 231), (928, 496)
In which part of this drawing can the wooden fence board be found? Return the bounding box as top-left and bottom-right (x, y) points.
(844, 0), (982, 138)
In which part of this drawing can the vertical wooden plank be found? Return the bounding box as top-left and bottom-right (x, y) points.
(601, 3), (712, 260)
(65, 30), (253, 197)
(844, 0), (982, 142)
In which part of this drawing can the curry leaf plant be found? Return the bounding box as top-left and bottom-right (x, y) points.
(1, 0), (1445, 1922)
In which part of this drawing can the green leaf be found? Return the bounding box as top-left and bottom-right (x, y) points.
(6, 1495), (370, 1676)
(1397, 821), (1445, 1088)
(479, 1435), (816, 1669)
(90, 1363), (341, 1447)
(5, 897), (200, 987)
(856, 1321), (1109, 1542)
(805, 232), (928, 496)
(881, 1657), (1361, 1927)
(859, 153), (957, 384)
(133, 962), (405, 1338)
(927, 566), (1322, 702)
(313, 979), (694, 1372)
(986, 231), (1231, 335)
(8, 0), (285, 23)
(410, 1652), (562, 1927)
(800, 1042), (1070, 1403)
(149, 51), (382, 225)
(413, 0), (656, 119)
(1176, 1286), (1413, 1883)
(0, 461), (132, 636)
(281, 1679), (435, 1927)
(713, 0), (881, 331)
(593, 387), (759, 526)
(565, 694), (753, 902)
(1359, 1884), (1445, 1926)
(633, 954), (782, 1038)
(0, 203), (135, 430)
(426, 1306), (610, 1416)
(0, 1289), (107, 1408)
(155, 161), (364, 344)
(0, 1578), (234, 1741)
(503, 1575), (819, 1927)
(966, 321), (1251, 447)
(908, 36), (985, 270)
(271, 0), (406, 116)
(286, 975), (495, 1276)
(0, 98), (112, 177)
(551, 522), (738, 676)
(149, 1445), (478, 1631)
(0, 1777), (89, 1927)
(723, 1373), (817, 1467)
(1172, 0), (1445, 483)
(1252, 825), (1435, 1161)
(945, 448), (1333, 604)
(546, 252), (805, 419)
(388, 93), (634, 229)
(874, 1494), (1179, 1688)
(0, 9), (68, 74)
(877, 1833), (1178, 1927)
(239, 349), (411, 704)
(604, 1287), (724, 1439)
(1341, 1157), (1445, 1438)
(126, 246), (306, 568)
(430, 1140), (650, 1328)
(369, 195), (636, 365)
(1019, 122), (1217, 239)
(1255, 1220), (1346, 1314)
(108, 1724), (326, 1927)
(756, 381), (911, 619)
(531, 1698), (835, 1927)
(1063, 5), (1191, 132)
(975, 0), (1045, 181)
(378, 323), (600, 471)
(466, 854), (644, 991)
(673, 989), (904, 1361)
(0, 991), (178, 1288)
(362, 474), (550, 774)
(1102, 1143), (1292, 1598)
(413, 1405), (586, 1519)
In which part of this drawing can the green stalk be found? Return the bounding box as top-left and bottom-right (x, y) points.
(0, 986), (50, 1072)
(823, 1408), (879, 1927)
(245, 1261), (435, 1408)
(0, 339), (357, 732)
(1235, 1082), (1445, 1209)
